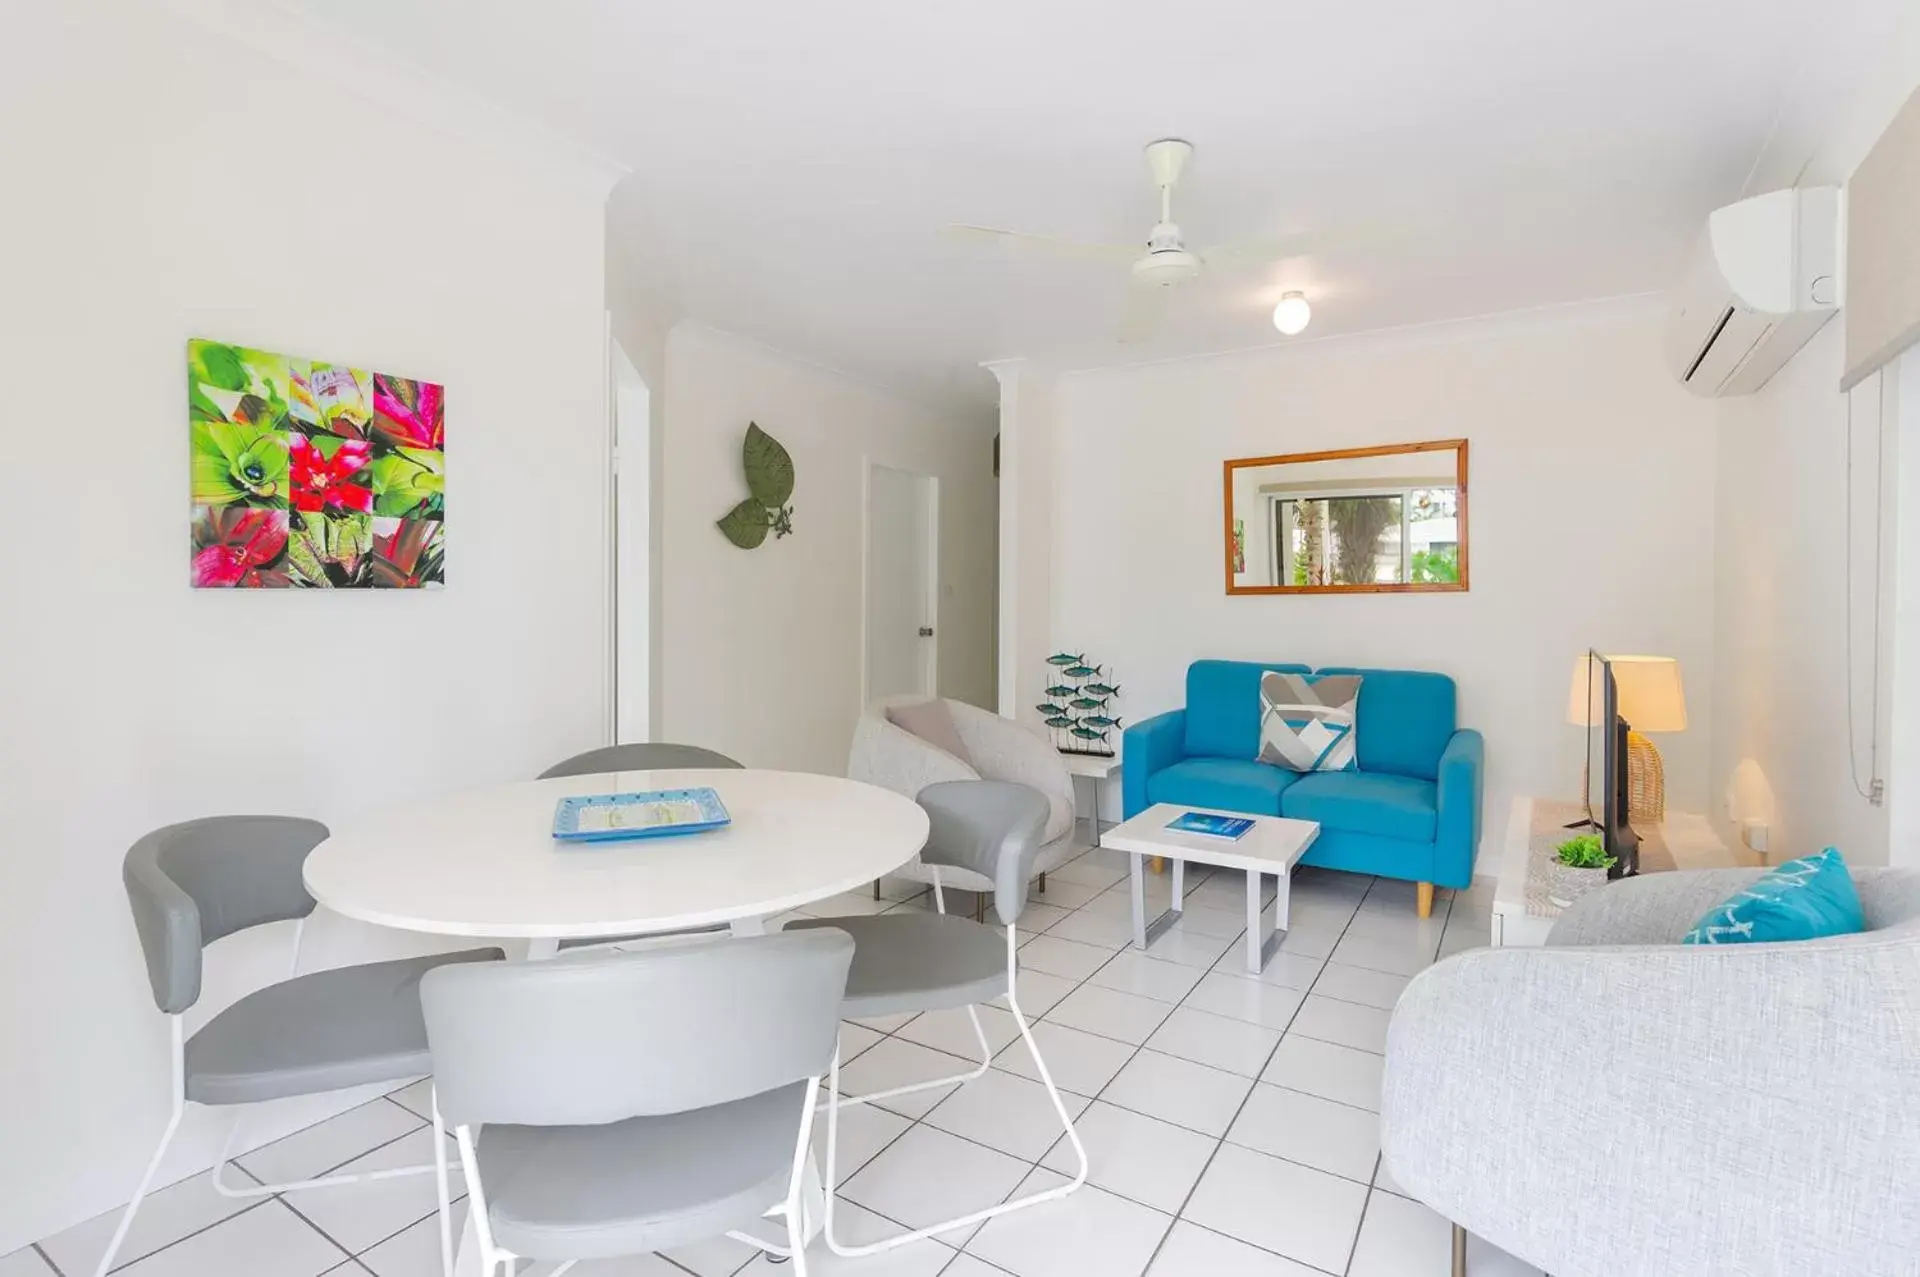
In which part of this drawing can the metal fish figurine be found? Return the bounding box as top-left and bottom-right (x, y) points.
(1036, 703), (1068, 716)
(1069, 725), (1104, 740)
(1082, 715), (1122, 729)
(1046, 683), (1077, 697)
(1045, 715), (1076, 729)
(1083, 682), (1121, 698)
(1069, 697), (1107, 710)
(1046, 652), (1086, 667)
(1062, 663), (1102, 678)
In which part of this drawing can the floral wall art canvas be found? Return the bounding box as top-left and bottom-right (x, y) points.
(189, 339), (444, 588)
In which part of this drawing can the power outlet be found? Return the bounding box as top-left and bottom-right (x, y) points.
(1740, 818), (1769, 854)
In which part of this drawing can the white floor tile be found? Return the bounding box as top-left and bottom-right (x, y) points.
(1028, 877), (1104, 910)
(1015, 934), (1117, 982)
(1289, 996), (1392, 1054)
(1329, 930), (1438, 978)
(1143, 1007), (1280, 1078)
(1042, 984), (1174, 1045)
(1272, 920), (1347, 960)
(0, 1250), (55, 1277)
(659, 1228), (768, 1277)
(278, 1125), (457, 1255)
(237, 1098), (423, 1186)
(562, 1254), (713, 1276)
(1039, 1102), (1217, 1214)
(1141, 928), (1235, 971)
(1010, 902), (1073, 935)
(1211, 948), (1324, 992)
(840, 1020), (888, 1064)
(965, 1168), (1171, 1277)
(1101, 1049), (1254, 1137)
(922, 1067), (1089, 1161)
(1040, 909), (1134, 950)
(997, 969), (1076, 1018)
(1178, 973), (1305, 1032)
(356, 1200), (465, 1277)
(1262, 1035), (1385, 1112)
(896, 1005), (1019, 1061)
(1086, 951), (1205, 1004)
(1146, 1221), (1325, 1276)
(1310, 961), (1412, 1010)
(1346, 1190), (1547, 1277)
(1050, 855), (1128, 890)
(738, 1201), (955, 1275)
(940, 1256), (1019, 1277)
(836, 1038), (971, 1119)
(1182, 1143), (1367, 1274)
(386, 1079), (434, 1120)
(1160, 901), (1252, 940)
(993, 1021), (1132, 1097)
(818, 1099), (916, 1183)
(851, 1011), (920, 1033)
(41, 1161), (253, 1275)
(114, 1201), (346, 1277)
(1227, 1083), (1380, 1183)
(839, 1127), (1029, 1238)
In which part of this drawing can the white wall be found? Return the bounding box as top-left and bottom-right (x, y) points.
(1709, 35), (1920, 868)
(0, 1), (617, 1251)
(989, 360), (1058, 726)
(658, 324), (997, 773)
(1052, 300), (1720, 856)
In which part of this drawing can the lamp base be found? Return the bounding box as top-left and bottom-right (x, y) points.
(1627, 731), (1665, 823)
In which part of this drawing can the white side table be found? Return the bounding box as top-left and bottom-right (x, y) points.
(1491, 795), (1744, 947)
(1058, 751), (1121, 839)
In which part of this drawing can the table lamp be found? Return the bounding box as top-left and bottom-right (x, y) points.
(1566, 654), (1686, 822)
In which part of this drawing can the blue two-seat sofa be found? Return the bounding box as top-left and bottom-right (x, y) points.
(1122, 660), (1484, 916)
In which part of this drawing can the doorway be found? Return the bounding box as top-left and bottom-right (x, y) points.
(863, 461), (939, 707)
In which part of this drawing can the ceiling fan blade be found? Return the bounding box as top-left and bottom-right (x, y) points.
(1117, 283), (1172, 343)
(943, 224), (1139, 263)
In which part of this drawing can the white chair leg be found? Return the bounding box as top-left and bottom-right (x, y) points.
(824, 929), (1086, 1257)
(825, 1002), (991, 1110)
(94, 1103), (183, 1277)
(432, 1093), (454, 1277)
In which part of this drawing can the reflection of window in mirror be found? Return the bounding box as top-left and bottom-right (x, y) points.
(1224, 441), (1468, 594)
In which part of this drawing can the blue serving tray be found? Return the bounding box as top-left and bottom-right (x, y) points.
(552, 787), (732, 844)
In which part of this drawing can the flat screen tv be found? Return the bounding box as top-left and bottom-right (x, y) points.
(1579, 650), (1640, 876)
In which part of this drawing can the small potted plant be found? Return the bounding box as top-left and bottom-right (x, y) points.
(1545, 834), (1617, 908)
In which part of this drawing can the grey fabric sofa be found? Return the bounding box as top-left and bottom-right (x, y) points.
(1379, 866), (1920, 1277)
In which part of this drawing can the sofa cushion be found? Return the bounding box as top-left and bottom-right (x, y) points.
(1281, 771), (1437, 843)
(1258, 672), (1362, 772)
(1147, 758), (1297, 816)
(1184, 660), (1311, 760)
(1315, 668), (1456, 781)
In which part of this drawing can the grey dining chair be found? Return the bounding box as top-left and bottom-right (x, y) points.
(538, 742), (742, 779)
(103, 816), (499, 1277)
(537, 742), (744, 951)
(420, 929), (855, 1277)
(788, 779), (1089, 1255)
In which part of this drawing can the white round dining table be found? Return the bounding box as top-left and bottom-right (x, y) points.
(303, 767), (930, 943)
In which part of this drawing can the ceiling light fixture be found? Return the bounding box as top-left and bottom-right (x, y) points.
(1272, 291), (1312, 335)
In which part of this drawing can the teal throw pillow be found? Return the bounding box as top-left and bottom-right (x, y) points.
(1682, 847), (1865, 945)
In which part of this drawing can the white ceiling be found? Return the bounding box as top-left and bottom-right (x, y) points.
(288, 0), (1910, 411)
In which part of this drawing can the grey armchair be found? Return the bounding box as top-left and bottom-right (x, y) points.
(1379, 866), (1920, 1277)
(105, 817), (499, 1277)
(539, 741), (742, 779)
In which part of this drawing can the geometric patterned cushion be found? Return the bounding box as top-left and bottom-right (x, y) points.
(1682, 847), (1866, 945)
(1257, 671), (1362, 773)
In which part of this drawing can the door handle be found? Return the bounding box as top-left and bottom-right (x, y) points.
(918, 626), (935, 637)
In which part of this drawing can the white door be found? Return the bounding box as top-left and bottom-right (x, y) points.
(864, 462), (938, 705)
(612, 338), (651, 743)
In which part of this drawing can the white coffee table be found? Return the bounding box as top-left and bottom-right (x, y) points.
(1102, 803), (1319, 974)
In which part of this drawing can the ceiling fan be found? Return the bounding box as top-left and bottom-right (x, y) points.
(947, 138), (1328, 342)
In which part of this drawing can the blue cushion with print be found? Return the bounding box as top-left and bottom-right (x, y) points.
(1682, 847), (1865, 945)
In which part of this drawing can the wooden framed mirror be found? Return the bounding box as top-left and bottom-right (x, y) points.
(1224, 439), (1469, 595)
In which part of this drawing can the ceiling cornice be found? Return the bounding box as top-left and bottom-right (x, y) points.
(156, 0), (629, 202)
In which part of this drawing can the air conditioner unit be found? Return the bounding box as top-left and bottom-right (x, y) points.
(1667, 186), (1840, 397)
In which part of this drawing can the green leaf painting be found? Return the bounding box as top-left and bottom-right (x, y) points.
(188, 338), (444, 588)
(716, 421), (796, 548)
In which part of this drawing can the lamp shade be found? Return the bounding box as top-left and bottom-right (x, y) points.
(1566, 653), (1688, 732)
